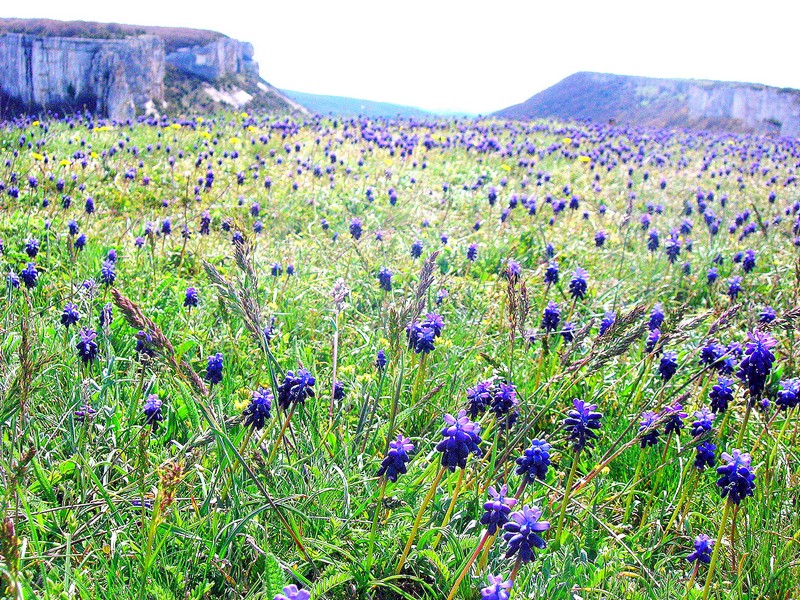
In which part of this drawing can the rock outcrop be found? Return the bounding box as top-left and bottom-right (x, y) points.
(165, 38), (258, 81)
(496, 72), (800, 136)
(0, 32), (164, 119)
(0, 18), (303, 120)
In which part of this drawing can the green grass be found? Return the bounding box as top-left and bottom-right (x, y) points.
(0, 114), (798, 599)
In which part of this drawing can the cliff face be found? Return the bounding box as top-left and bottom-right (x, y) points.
(0, 33), (164, 119)
(496, 72), (800, 136)
(0, 18), (303, 120)
(165, 38), (258, 81)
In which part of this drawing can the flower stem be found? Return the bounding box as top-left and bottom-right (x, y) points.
(555, 449), (580, 541)
(395, 466), (446, 575)
(434, 467), (465, 548)
(366, 478), (388, 571)
(624, 448), (645, 523)
(445, 529), (491, 600)
(267, 404), (296, 465)
(735, 401), (753, 447)
(701, 499), (733, 600)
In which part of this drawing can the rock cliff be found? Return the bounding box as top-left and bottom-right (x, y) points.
(496, 72), (800, 136)
(0, 18), (302, 120)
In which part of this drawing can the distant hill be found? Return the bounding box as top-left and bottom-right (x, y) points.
(495, 71), (800, 136)
(282, 90), (436, 118)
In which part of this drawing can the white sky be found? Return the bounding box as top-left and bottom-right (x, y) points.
(7, 0), (800, 113)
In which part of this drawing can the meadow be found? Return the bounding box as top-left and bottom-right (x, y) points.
(0, 111), (798, 600)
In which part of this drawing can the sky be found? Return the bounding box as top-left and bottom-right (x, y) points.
(6, 0), (800, 114)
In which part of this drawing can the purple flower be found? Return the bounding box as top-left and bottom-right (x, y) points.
(645, 329), (661, 353)
(648, 304), (665, 331)
(569, 268), (588, 300)
(436, 410), (483, 471)
(638, 411), (661, 447)
(377, 266), (392, 291)
(716, 449), (756, 505)
(481, 484), (518, 535)
(466, 380), (494, 419)
(515, 439), (551, 482)
(687, 534), (714, 564)
(541, 301), (560, 333)
(544, 261), (559, 285)
(61, 303), (80, 328)
(143, 394), (164, 430)
(273, 584), (310, 600)
(736, 330), (777, 401)
(709, 377), (734, 413)
(599, 311), (616, 336)
(277, 368), (316, 410)
(467, 243), (478, 262)
(690, 408), (715, 437)
(76, 327), (99, 363)
(349, 217), (363, 240)
(776, 379), (799, 411)
(184, 287), (199, 308)
(205, 353), (224, 385)
(377, 434), (414, 482)
(695, 441), (717, 471)
(411, 240), (423, 258)
(502, 505), (550, 563)
(658, 351), (678, 381)
(100, 260), (116, 287)
(662, 402), (688, 435)
(20, 263), (38, 289)
(243, 388), (273, 430)
(727, 276), (742, 300)
(759, 306), (776, 324)
(563, 399), (602, 453)
(480, 574), (513, 600)
(375, 350), (388, 371)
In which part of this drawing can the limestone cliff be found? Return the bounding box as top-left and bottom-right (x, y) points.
(496, 72), (800, 136)
(0, 18), (303, 120)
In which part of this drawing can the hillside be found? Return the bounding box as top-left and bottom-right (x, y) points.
(0, 18), (305, 119)
(496, 71), (800, 136)
(282, 89), (435, 118)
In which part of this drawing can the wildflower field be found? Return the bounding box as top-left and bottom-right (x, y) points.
(1, 112), (799, 600)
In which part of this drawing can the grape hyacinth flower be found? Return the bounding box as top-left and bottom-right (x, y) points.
(411, 239), (423, 258)
(406, 313), (444, 354)
(568, 268), (588, 300)
(709, 377), (735, 413)
(436, 410), (483, 471)
(273, 584), (310, 600)
(727, 276), (742, 300)
(736, 330), (777, 403)
(541, 301), (560, 333)
(205, 352), (224, 385)
(563, 399), (603, 453)
(76, 327), (99, 364)
(100, 260), (116, 287)
(691, 407), (715, 437)
(277, 369), (316, 410)
(638, 411), (661, 447)
(375, 349), (387, 371)
(466, 380), (494, 419)
(599, 311), (616, 336)
(662, 402), (688, 435)
(242, 388), (273, 430)
(759, 306), (776, 324)
(544, 260), (559, 285)
(687, 534), (714, 564)
(377, 266), (392, 291)
(716, 449), (756, 504)
(658, 351), (679, 381)
(183, 287), (199, 308)
(776, 379), (799, 411)
(349, 217), (363, 240)
(481, 484), (518, 535)
(20, 263), (38, 289)
(143, 394), (164, 431)
(695, 441), (717, 471)
(502, 505), (550, 562)
(515, 439), (551, 483)
(649, 304), (665, 331)
(377, 434), (413, 482)
(61, 303), (80, 328)
(467, 243), (478, 261)
(480, 574), (513, 600)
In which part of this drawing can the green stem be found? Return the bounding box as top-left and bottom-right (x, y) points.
(624, 449), (645, 523)
(701, 500), (733, 600)
(366, 478), (388, 571)
(433, 467), (465, 548)
(555, 449), (580, 541)
(446, 529), (492, 600)
(395, 466), (446, 575)
(735, 401), (753, 447)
